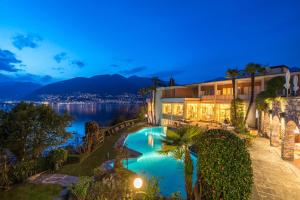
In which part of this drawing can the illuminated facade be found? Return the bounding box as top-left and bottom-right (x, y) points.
(149, 65), (300, 129)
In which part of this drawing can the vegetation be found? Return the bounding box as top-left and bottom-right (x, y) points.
(196, 129), (253, 200)
(0, 102), (72, 160)
(0, 183), (61, 200)
(47, 148), (68, 170)
(226, 68), (239, 123)
(256, 76), (285, 111)
(243, 63), (265, 123)
(58, 125), (145, 176)
(230, 98), (248, 134)
(150, 76), (161, 125)
(0, 102), (72, 190)
(160, 126), (204, 200)
(82, 121), (103, 153)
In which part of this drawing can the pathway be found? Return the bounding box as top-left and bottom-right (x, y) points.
(249, 137), (300, 200)
(29, 173), (78, 187)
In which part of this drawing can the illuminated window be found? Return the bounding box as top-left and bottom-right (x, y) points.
(187, 104), (198, 120)
(200, 104), (214, 121)
(172, 103), (183, 116)
(162, 103), (172, 114)
(218, 104), (231, 122)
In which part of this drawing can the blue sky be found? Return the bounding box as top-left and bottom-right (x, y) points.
(0, 0), (300, 84)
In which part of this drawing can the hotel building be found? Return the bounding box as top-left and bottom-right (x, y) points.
(149, 65), (299, 128)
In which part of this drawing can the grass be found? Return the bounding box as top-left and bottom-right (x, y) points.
(57, 124), (145, 176)
(0, 183), (61, 200)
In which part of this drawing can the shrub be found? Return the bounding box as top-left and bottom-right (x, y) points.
(48, 149), (68, 170)
(67, 153), (89, 164)
(0, 153), (11, 190)
(69, 176), (93, 200)
(231, 98), (248, 134)
(10, 160), (38, 183)
(196, 129), (253, 200)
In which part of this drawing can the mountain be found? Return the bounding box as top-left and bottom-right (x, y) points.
(29, 74), (164, 99)
(0, 82), (41, 100)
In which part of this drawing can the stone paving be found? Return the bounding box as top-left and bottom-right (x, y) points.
(249, 137), (300, 200)
(29, 173), (78, 187)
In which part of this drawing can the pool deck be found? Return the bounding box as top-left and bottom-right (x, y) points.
(249, 137), (300, 200)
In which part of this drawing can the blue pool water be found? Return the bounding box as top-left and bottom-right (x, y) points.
(123, 127), (197, 198)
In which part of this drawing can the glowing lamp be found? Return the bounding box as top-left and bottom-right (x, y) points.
(133, 177), (143, 189)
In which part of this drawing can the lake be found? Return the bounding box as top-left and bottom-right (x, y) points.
(0, 102), (141, 147)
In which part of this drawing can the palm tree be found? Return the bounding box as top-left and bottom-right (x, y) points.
(160, 126), (203, 200)
(151, 77), (161, 125)
(138, 88), (150, 121)
(243, 63), (265, 123)
(226, 68), (239, 124)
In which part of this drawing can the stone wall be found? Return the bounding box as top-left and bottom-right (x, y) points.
(261, 97), (300, 160)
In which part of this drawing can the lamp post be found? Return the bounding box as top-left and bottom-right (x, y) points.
(133, 177), (147, 197)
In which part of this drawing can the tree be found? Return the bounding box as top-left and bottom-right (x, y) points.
(0, 102), (72, 161)
(138, 87), (150, 121)
(243, 63), (265, 124)
(160, 126), (203, 200)
(151, 77), (161, 125)
(226, 68), (239, 124)
(169, 77), (175, 86)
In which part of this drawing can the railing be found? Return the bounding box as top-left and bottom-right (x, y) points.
(103, 118), (142, 136)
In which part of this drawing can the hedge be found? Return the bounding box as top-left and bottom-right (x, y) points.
(197, 129), (253, 200)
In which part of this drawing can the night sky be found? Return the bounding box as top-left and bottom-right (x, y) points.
(0, 0), (300, 84)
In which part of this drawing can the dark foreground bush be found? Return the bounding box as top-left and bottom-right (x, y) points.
(197, 129), (253, 200)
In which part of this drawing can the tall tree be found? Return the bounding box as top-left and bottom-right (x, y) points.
(243, 63), (265, 124)
(138, 88), (150, 121)
(1, 102), (72, 160)
(151, 77), (161, 125)
(169, 77), (175, 86)
(226, 68), (239, 124)
(160, 126), (203, 200)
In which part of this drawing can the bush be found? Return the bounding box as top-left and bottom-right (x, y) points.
(48, 149), (68, 170)
(197, 129), (253, 200)
(10, 160), (38, 183)
(69, 176), (93, 200)
(67, 153), (89, 164)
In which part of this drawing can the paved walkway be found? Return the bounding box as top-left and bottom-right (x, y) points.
(249, 137), (300, 200)
(29, 173), (78, 187)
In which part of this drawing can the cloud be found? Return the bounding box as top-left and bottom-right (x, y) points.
(53, 52), (68, 63)
(71, 60), (85, 68)
(110, 64), (119, 67)
(0, 72), (54, 84)
(0, 49), (22, 72)
(118, 66), (147, 75)
(12, 33), (43, 50)
(150, 69), (185, 78)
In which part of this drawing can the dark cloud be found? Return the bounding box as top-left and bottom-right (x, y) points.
(71, 60), (85, 68)
(114, 57), (134, 63)
(150, 69), (185, 78)
(53, 52), (68, 63)
(110, 64), (119, 67)
(0, 72), (54, 84)
(12, 33), (42, 50)
(0, 49), (22, 72)
(118, 66), (147, 75)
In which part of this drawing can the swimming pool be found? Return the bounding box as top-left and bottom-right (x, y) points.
(123, 126), (197, 198)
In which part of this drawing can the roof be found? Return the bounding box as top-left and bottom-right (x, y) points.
(159, 65), (300, 89)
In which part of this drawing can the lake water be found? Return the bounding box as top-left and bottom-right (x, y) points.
(0, 102), (141, 146)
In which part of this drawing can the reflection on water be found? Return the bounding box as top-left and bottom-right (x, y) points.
(0, 102), (141, 147)
(50, 103), (140, 146)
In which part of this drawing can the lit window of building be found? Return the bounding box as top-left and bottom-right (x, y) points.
(172, 103), (183, 116)
(186, 104), (198, 120)
(162, 103), (172, 114)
